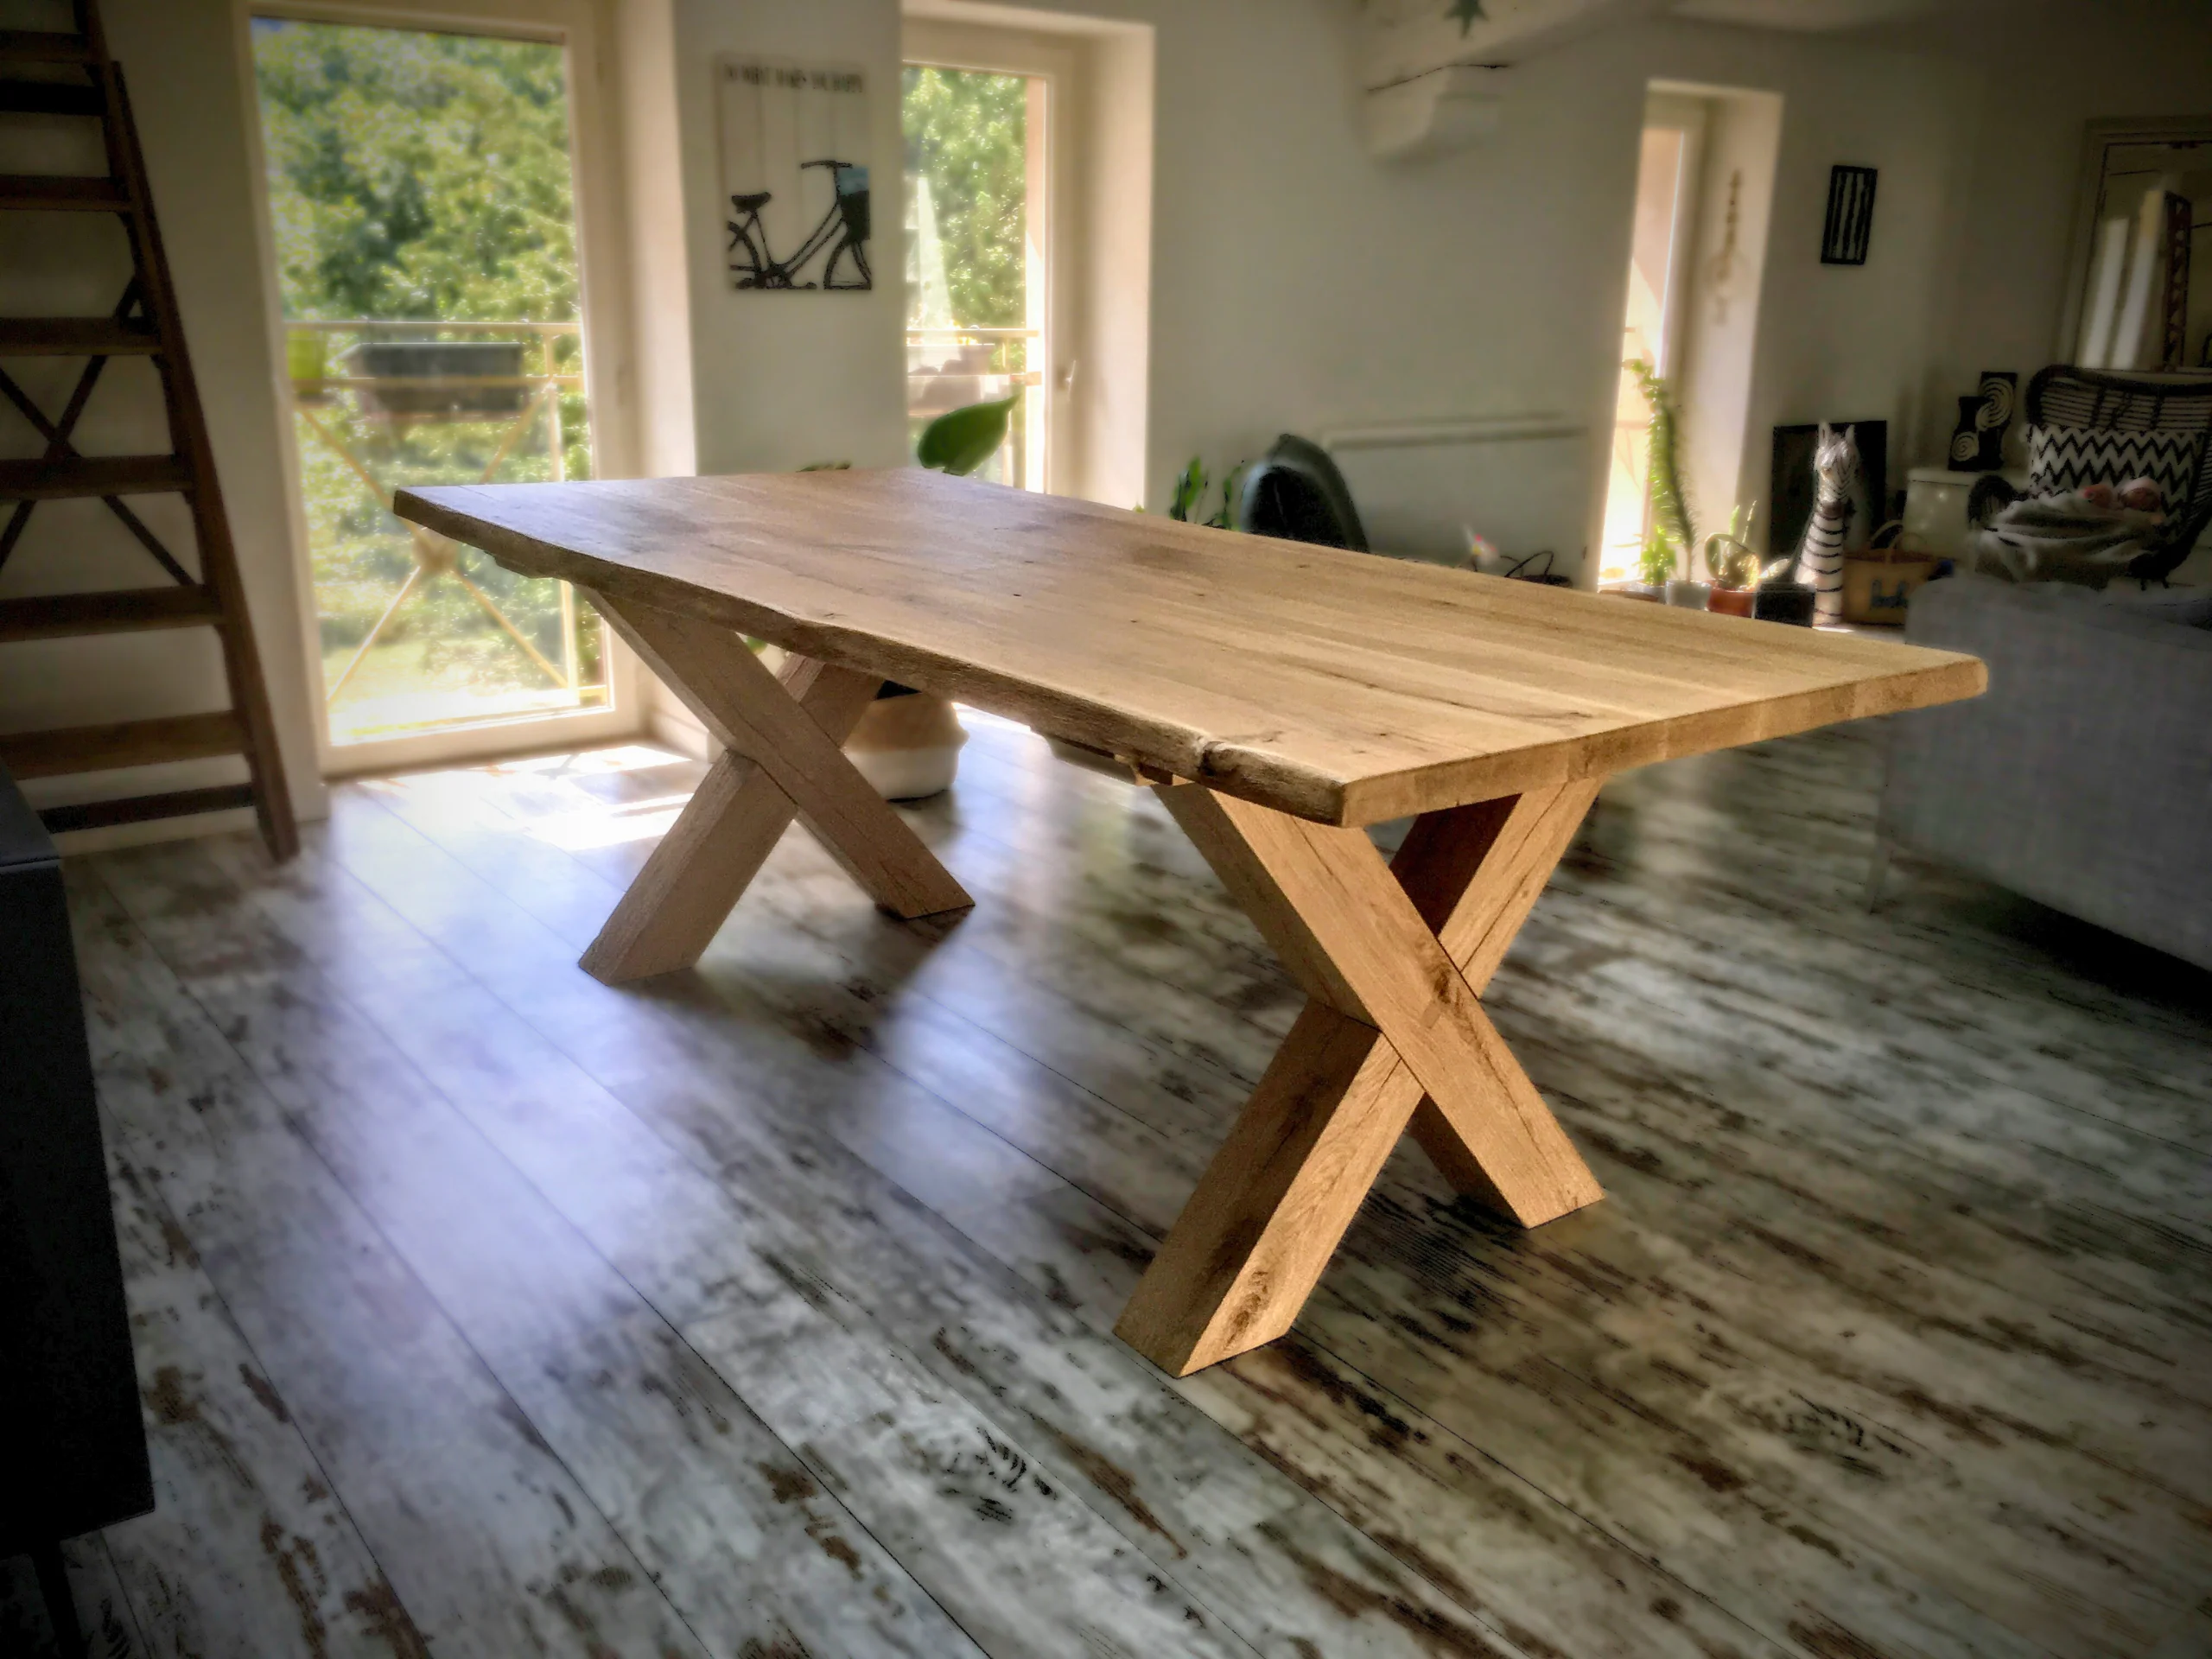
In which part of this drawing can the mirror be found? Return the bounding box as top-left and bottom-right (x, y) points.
(2063, 118), (2212, 372)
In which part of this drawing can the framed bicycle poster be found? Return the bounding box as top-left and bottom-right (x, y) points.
(715, 59), (874, 292)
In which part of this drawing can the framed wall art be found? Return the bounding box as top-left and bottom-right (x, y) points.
(716, 59), (874, 291)
(1820, 164), (1878, 266)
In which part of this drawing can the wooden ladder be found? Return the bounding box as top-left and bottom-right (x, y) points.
(0, 0), (296, 858)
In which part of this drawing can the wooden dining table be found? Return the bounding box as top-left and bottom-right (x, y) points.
(397, 468), (1984, 1376)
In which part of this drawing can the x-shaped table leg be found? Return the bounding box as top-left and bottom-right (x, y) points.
(580, 594), (973, 983)
(1116, 779), (1605, 1375)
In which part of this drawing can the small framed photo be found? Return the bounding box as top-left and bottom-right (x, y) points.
(1821, 165), (1878, 266)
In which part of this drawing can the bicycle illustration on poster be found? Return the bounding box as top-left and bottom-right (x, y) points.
(717, 59), (874, 291)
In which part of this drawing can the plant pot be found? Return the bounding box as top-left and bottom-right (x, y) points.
(285, 328), (328, 403)
(1664, 578), (1711, 610)
(1707, 586), (1756, 618)
(842, 689), (966, 800)
(1754, 582), (1816, 626)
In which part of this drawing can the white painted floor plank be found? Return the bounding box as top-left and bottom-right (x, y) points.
(67, 873), (711, 1659)
(52, 715), (2209, 1659)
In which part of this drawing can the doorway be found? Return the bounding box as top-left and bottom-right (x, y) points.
(1598, 96), (1705, 584)
(249, 8), (634, 772)
(903, 22), (1070, 493)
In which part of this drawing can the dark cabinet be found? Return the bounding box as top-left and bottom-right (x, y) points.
(1, 765), (153, 1599)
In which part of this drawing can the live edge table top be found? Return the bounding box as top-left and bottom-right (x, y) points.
(397, 468), (1986, 828)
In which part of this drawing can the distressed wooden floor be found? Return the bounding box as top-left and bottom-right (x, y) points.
(5, 711), (2209, 1659)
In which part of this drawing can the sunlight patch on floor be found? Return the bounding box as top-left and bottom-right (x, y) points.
(522, 795), (690, 852)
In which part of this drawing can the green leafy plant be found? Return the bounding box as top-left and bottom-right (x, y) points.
(1701, 502), (1760, 590)
(917, 393), (1020, 477)
(1167, 455), (1240, 529)
(902, 66), (1028, 331)
(1628, 359), (1694, 584)
(1168, 457), (1208, 522)
(1628, 361), (1764, 589)
(1637, 526), (1679, 588)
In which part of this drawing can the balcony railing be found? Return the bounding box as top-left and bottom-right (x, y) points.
(906, 326), (1043, 488)
(283, 319), (604, 743)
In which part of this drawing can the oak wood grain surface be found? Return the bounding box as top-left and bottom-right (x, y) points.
(395, 470), (1985, 825)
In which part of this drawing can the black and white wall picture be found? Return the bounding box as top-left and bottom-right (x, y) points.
(716, 59), (874, 291)
(1821, 164), (1878, 266)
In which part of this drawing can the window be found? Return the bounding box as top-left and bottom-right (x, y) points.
(250, 9), (632, 768)
(903, 35), (1057, 491)
(1599, 99), (1705, 584)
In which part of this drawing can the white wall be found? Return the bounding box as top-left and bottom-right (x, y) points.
(666, 0), (912, 476)
(8, 0), (2208, 823)
(0, 0), (327, 838)
(612, 0), (698, 482)
(954, 0), (1986, 570)
(1709, 28), (1970, 552)
(943, 0), (2209, 571)
(1058, 16), (1154, 512)
(1887, 0), (2212, 582)
(1899, 0), (2212, 453)
(618, 0), (913, 757)
(1670, 83), (1782, 556)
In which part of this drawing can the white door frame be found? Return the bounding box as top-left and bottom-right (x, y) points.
(236, 0), (650, 780)
(1643, 92), (1710, 386)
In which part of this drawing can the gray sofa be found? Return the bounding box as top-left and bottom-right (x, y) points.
(1876, 575), (2212, 969)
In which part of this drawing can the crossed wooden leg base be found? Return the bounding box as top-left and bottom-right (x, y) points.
(575, 596), (1599, 1376)
(1113, 779), (1605, 1376)
(578, 593), (973, 984)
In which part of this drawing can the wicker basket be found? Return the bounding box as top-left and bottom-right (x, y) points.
(1842, 548), (1938, 626)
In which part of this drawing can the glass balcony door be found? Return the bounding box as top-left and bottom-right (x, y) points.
(903, 54), (1052, 491)
(1599, 100), (1706, 585)
(251, 11), (634, 770)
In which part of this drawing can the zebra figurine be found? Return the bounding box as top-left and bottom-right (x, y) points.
(1797, 423), (1859, 626)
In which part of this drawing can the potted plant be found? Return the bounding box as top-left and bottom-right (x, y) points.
(1627, 362), (1795, 618)
(1752, 554), (1817, 626)
(1702, 505), (1758, 616)
(1628, 360), (1703, 607)
(836, 392), (1020, 801)
(1167, 454), (1239, 528)
(1615, 531), (1669, 601)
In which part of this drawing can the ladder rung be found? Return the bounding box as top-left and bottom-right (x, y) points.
(0, 316), (158, 354)
(1, 30), (299, 864)
(0, 30), (95, 65)
(0, 711), (245, 780)
(0, 173), (127, 211)
(0, 454), (190, 499)
(40, 784), (258, 836)
(0, 587), (221, 642)
(0, 79), (101, 115)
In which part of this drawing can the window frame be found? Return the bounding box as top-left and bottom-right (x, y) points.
(902, 18), (1078, 496)
(237, 0), (649, 779)
(1598, 92), (1711, 584)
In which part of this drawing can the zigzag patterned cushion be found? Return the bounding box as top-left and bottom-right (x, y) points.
(2026, 423), (2203, 516)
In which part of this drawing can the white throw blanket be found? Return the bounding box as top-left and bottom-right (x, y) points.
(1967, 492), (2163, 585)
